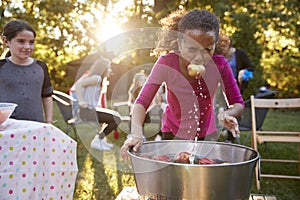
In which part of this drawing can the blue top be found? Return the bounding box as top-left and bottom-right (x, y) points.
(228, 52), (237, 78)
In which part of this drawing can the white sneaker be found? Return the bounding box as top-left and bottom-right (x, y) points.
(154, 135), (162, 141)
(90, 136), (112, 151)
(127, 134), (132, 139)
(103, 137), (113, 148)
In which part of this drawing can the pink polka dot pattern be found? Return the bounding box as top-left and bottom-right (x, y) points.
(0, 119), (78, 200)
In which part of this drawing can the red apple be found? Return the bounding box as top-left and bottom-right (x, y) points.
(197, 157), (217, 165)
(151, 155), (172, 162)
(139, 155), (152, 160)
(187, 64), (206, 78)
(174, 151), (191, 164)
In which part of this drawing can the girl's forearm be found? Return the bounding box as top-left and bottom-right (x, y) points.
(131, 103), (147, 138)
(226, 103), (244, 118)
(43, 96), (53, 123)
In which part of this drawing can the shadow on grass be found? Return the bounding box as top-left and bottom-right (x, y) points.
(72, 122), (135, 200)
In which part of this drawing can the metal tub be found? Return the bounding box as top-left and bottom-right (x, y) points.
(129, 140), (259, 200)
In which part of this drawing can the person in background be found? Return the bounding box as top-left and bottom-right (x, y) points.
(121, 9), (244, 159)
(127, 71), (149, 139)
(154, 82), (167, 141)
(0, 19), (53, 123)
(69, 70), (89, 119)
(72, 56), (121, 151)
(128, 70), (148, 114)
(216, 33), (255, 143)
(223, 36), (255, 94)
(127, 70), (164, 141)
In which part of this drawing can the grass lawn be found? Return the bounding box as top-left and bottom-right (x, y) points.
(52, 104), (300, 200)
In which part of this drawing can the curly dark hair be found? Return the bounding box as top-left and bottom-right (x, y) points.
(152, 9), (220, 56)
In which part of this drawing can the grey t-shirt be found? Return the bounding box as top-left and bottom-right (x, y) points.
(0, 58), (53, 122)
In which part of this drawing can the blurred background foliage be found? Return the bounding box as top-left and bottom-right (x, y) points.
(0, 0), (299, 98)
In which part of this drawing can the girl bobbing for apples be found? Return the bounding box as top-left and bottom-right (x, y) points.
(121, 9), (244, 159)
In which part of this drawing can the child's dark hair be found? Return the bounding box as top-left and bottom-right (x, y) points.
(2, 19), (36, 41)
(2, 19), (36, 57)
(153, 9), (220, 56)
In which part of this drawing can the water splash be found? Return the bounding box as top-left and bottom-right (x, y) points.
(189, 136), (198, 164)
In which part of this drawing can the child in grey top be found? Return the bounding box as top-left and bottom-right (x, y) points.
(0, 19), (53, 123)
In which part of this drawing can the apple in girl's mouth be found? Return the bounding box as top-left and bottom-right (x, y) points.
(187, 64), (206, 78)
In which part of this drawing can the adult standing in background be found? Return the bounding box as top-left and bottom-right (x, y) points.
(225, 37), (255, 95)
(0, 19), (53, 123)
(216, 34), (255, 142)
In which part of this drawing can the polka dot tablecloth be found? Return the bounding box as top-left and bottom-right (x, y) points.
(0, 119), (78, 200)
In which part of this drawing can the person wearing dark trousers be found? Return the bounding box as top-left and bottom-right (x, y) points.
(72, 57), (121, 151)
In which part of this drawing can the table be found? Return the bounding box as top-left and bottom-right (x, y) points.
(0, 119), (78, 200)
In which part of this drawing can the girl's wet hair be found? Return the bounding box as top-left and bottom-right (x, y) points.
(2, 19), (36, 41)
(178, 9), (219, 41)
(153, 9), (220, 57)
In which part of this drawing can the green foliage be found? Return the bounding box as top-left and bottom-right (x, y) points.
(1, 0), (299, 97)
(250, 0), (300, 97)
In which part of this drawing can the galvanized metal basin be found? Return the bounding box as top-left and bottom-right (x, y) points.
(129, 140), (259, 200)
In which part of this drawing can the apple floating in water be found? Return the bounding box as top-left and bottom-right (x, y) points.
(174, 151), (191, 164)
(151, 155), (172, 162)
(187, 64), (206, 78)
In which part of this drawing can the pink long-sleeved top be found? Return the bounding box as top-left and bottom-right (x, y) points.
(136, 53), (244, 139)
